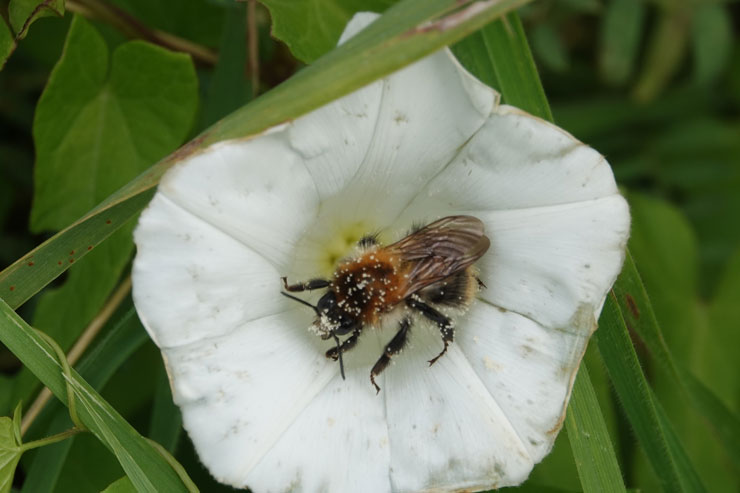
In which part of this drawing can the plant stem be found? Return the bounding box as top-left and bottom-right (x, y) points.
(20, 427), (82, 452)
(66, 0), (218, 66)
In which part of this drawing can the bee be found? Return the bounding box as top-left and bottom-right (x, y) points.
(281, 215), (490, 393)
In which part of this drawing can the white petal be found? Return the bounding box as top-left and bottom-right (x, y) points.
(396, 105), (630, 330)
(286, 13), (497, 227)
(381, 322), (533, 491)
(246, 362), (391, 493)
(476, 196), (630, 331)
(132, 193), (285, 348)
(338, 12), (379, 44)
(163, 309), (339, 487)
(458, 301), (588, 462)
(158, 131), (319, 269)
(334, 51), (496, 223)
(399, 105), (621, 220)
(287, 14), (384, 201)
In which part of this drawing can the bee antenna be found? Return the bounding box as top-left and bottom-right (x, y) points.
(332, 333), (346, 380)
(280, 291), (320, 315)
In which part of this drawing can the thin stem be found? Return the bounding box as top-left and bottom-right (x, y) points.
(66, 0), (218, 66)
(145, 438), (199, 493)
(20, 276), (133, 436)
(20, 428), (82, 452)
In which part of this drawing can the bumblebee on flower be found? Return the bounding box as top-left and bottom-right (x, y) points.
(132, 12), (630, 493)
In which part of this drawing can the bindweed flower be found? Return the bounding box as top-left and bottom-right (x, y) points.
(132, 12), (630, 493)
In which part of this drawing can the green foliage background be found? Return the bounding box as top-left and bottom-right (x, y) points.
(0, 0), (738, 492)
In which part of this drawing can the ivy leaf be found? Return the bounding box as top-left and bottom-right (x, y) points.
(8, 0), (65, 39)
(31, 15), (197, 231)
(12, 14), (197, 406)
(0, 413), (23, 493)
(0, 18), (15, 70)
(260, 0), (394, 62)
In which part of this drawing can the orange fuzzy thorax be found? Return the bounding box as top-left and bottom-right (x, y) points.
(331, 248), (409, 325)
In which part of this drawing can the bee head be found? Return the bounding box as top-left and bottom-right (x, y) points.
(315, 292), (358, 338)
(280, 288), (359, 381)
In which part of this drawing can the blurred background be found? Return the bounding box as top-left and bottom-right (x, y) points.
(1, 0), (738, 491)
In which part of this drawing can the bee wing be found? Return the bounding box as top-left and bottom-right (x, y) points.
(389, 216), (490, 295)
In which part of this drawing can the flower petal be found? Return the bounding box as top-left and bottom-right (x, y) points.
(162, 309), (339, 486)
(157, 130), (320, 269)
(476, 195), (629, 331)
(286, 13), (497, 226)
(396, 104), (621, 219)
(457, 301), (589, 462)
(132, 193), (286, 348)
(245, 356), (392, 493)
(381, 323), (534, 491)
(396, 105), (630, 330)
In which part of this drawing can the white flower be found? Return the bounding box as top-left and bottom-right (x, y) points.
(132, 12), (630, 493)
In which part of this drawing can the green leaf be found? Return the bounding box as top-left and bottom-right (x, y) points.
(691, 4), (732, 85)
(8, 0), (64, 39)
(0, 299), (190, 492)
(260, 0), (395, 63)
(598, 293), (706, 492)
(147, 363), (182, 454)
(31, 15), (197, 231)
(101, 476), (136, 493)
(633, 11), (688, 102)
(479, 14), (552, 120)
(0, 0), (533, 309)
(0, 18), (15, 71)
(0, 415), (22, 493)
(565, 365), (626, 493)
(599, 0), (645, 85)
(200, 1), (251, 128)
(707, 247), (740, 410)
(10, 14), (198, 410)
(530, 23), (569, 73)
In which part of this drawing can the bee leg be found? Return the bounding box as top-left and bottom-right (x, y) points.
(406, 297), (454, 366)
(281, 277), (330, 292)
(325, 328), (362, 360)
(370, 317), (412, 394)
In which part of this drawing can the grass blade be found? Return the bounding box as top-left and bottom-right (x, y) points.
(566, 365), (626, 493)
(21, 305), (149, 493)
(598, 294), (706, 492)
(0, 299), (189, 492)
(614, 254), (740, 470)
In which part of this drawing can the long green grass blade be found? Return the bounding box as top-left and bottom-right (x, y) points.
(479, 14), (552, 121)
(0, 299), (188, 492)
(466, 13), (626, 492)
(0, 0), (531, 311)
(614, 254), (740, 470)
(21, 306), (149, 493)
(566, 366), (626, 493)
(598, 294), (706, 492)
